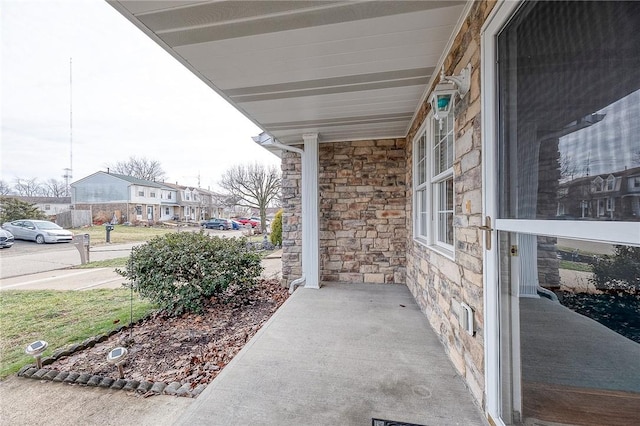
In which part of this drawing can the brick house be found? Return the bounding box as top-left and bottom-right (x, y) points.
(110, 1), (640, 424)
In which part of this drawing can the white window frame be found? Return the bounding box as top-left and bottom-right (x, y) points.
(412, 110), (455, 259)
(413, 125), (429, 243)
(606, 175), (615, 191)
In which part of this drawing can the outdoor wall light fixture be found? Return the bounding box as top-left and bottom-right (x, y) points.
(107, 347), (128, 379)
(25, 340), (48, 369)
(429, 64), (472, 124)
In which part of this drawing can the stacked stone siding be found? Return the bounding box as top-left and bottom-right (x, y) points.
(281, 140), (407, 287)
(281, 150), (302, 286)
(404, 0), (496, 407)
(319, 139), (406, 284)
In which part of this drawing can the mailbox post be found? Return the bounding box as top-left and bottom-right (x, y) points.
(105, 224), (114, 243)
(73, 233), (90, 264)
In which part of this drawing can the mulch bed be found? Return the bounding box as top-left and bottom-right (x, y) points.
(557, 291), (640, 343)
(48, 279), (289, 385)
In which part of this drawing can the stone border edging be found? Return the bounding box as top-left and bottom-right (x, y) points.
(16, 322), (205, 398)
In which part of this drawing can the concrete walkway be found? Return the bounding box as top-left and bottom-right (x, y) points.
(179, 283), (486, 426)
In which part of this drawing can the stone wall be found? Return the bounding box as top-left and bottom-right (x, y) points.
(280, 140), (407, 286)
(319, 139), (406, 284)
(281, 150), (302, 286)
(404, 0), (496, 407)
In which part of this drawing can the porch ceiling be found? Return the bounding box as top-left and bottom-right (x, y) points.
(108, 1), (468, 146)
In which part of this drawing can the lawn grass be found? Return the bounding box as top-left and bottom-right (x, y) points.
(70, 224), (178, 245)
(559, 260), (593, 273)
(74, 257), (129, 269)
(0, 289), (155, 379)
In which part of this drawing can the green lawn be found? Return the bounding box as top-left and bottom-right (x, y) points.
(559, 260), (593, 273)
(70, 224), (178, 245)
(0, 289), (155, 378)
(74, 257), (129, 269)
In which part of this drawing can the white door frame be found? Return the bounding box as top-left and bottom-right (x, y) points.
(481, 1), (520, 422)
(482, 1), (640, 424)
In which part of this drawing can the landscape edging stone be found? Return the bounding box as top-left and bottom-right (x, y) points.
(15, 321), (202, 398)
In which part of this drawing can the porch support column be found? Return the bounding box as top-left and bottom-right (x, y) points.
(302, 133), (320, 289)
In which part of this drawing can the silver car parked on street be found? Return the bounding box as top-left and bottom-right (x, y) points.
(0, 228), (14, 248)
(2, 220), (73, 244)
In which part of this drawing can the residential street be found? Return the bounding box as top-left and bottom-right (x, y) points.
(0, 241), (139, 280)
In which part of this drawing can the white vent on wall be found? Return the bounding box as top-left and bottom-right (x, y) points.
(460, 302), (475, 336)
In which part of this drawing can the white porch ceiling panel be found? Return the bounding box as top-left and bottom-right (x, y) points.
(109, 1), (467, 145)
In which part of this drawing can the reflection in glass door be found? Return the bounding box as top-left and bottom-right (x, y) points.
(498, 233), (640, 425)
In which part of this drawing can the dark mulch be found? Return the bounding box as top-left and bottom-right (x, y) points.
(557, 291), (640, 343)
(48, 279), (289, 385)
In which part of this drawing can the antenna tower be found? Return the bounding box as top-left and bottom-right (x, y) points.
(64, 57), (73, 195)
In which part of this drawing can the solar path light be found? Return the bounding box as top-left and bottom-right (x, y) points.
(25, 340), (48, 369)
(107, 347), (128, 379)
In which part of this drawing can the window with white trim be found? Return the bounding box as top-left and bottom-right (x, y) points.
(414, 130), (428, 240)
(413, 110), (455, 254)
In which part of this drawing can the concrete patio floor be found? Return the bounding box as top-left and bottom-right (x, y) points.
(179, 282), (486, 426)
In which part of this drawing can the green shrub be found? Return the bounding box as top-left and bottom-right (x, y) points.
(590, 245), (640, 294)
(116, 231), (263, 316)
(270, 209), (283, 247)
(0, 197), (47, 223)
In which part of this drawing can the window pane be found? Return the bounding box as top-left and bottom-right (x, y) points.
(498, 1), (640, 222)
(436, 178), (454, 245)
(419, 189), (428, 238)
(416, 133), (427, 185)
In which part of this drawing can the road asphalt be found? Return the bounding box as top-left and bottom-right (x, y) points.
(0, 247), (282, 425)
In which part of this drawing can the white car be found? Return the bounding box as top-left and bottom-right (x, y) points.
(0, 228), (14, 248)
(2, 220), (73, 244)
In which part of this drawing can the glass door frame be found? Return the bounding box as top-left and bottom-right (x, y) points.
(481, 1), (640, 424)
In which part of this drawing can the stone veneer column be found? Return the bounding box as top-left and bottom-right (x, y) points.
(281, 150), (302, 287)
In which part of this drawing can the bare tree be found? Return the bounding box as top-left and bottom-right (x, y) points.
(219, 163), (281, 231)
(0, 180), (12, 196)
(560, 153), (579, 181)
(107, 156), (166, 181)
(42, 178), (69, 197)
(13, 177), (43, 197)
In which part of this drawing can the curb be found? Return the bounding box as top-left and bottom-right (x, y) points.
(16, 321), (204, 399)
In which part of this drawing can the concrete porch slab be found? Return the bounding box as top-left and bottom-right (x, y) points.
(179, 283), (486, 426)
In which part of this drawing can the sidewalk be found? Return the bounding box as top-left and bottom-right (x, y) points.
(0, 376), (193, 426)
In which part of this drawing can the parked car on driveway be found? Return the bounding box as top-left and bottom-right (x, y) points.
(201, 218), (232, 230)
(2, 220), (73, 244)
(0, 229), (14, 248)
(236, 217), (260, 228)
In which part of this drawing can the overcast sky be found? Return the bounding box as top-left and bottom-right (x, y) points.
(1, 0), (279, 191)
